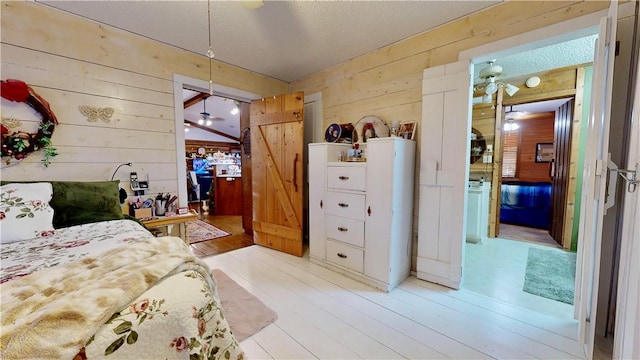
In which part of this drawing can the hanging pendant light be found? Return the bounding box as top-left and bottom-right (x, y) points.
(207, 0), (215, 95)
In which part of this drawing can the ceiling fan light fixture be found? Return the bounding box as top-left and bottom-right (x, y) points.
(206, 120), (212, 126)
(485, 81), (498, 95)
(198, 119), (204, 125)
(504, 83), (520, 97)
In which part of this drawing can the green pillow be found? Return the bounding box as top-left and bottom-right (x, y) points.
(49, 180), (124, 228)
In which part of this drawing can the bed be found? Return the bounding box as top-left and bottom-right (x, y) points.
(500, 181), (552, 229)
(0, 181), (243, 359)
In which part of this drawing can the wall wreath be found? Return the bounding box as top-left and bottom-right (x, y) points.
(1, 79), (58, 167)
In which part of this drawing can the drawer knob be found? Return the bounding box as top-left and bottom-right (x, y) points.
(337, 227), (348, 232)
(338, 203), (349, 208)
(337, 253), (347, 258)
(338, 176), (350, 180)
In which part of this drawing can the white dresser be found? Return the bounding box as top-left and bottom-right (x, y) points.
(308, 137), (415, 291)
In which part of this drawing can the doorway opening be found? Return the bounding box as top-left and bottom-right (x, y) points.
(172, 74), (260, 256)
(462, 30), (598, 325)
(497, 97), (575, 249)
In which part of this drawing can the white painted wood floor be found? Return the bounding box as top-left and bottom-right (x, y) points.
(202, 245), (583, 359)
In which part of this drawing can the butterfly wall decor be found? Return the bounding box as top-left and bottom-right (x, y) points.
(79, 105), (115, 123)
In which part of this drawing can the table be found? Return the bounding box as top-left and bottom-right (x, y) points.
(141, 210), (198, 243)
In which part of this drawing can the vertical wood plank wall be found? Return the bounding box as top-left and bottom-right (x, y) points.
(1, 2), (288, 199)
(516, 114), (555, 182)
(291, 1), (607, 270)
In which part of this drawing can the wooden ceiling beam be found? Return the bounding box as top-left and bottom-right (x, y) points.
(184, 119), (239, 142)
(184, 92), (209, 109)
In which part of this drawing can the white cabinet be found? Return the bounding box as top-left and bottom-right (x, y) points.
(308, 137), (415, 291)
(466, 182), (490, 243)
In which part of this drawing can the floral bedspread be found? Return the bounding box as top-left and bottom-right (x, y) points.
(0, 219), (154, 284)
(1, 236), (243, 360)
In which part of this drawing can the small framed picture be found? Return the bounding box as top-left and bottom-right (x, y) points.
(398, 121), (418, 140)
(535, 142), (554, 163)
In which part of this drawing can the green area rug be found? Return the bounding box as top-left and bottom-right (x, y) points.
(523, 248), (577, 304)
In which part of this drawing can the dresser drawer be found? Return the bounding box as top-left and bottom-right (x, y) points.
(326, 240), (364, 273)
(325, 191), (365, 221)
(326, 215), (364, 248)
(327, 166), (366, 191)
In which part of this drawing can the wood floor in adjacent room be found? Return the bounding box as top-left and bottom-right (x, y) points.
(189, 214), (253, 257)
(202, 244), (583, 359)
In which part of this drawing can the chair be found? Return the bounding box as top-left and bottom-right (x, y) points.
(187, 171), (200, 203)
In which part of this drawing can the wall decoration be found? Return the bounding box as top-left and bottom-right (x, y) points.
(535, 142), (554, 163)
(398, 121), (418, 140)
(1, 79), (58, 167)
(79, 105), (114, 123)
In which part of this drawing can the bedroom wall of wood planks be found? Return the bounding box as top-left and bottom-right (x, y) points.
(2, 1), (611, 260)
(1, 1), (288, 197)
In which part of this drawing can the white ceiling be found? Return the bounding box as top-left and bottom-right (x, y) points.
(36, 1), (597, 142)
(38, 0), (500, 83)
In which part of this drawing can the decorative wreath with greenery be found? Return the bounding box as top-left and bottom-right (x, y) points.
(1, 79), (58, 167)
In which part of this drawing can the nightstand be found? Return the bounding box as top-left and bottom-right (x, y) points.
(141, 210), (198, 244)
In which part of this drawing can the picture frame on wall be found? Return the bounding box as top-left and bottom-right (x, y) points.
(398, 121), (418, 140)
(535, 142), (554, 163)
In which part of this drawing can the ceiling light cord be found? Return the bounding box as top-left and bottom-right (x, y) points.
(207, 0), (215, 95)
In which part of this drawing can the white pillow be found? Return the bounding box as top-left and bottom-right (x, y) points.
(0, 182), (56, 243)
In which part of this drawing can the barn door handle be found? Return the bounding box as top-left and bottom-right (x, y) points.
(320, 200), (323, 209)
(338, 203), (349, 208)
(337, 253), (347, 259)
(338, 176), (350, 180)
(337, 227), (348, 232)
(367, 206), (371, 216)
(293, 153), (298, 192)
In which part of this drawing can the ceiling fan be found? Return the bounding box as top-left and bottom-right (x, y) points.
(198, 96), (225, 126)
(474, 60), (520, 102)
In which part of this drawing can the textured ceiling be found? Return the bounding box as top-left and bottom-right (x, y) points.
(38, 0), (499, 82)
(473, 35), (597, 84)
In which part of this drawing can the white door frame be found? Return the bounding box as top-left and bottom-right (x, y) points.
(457, 4), (633, 360)
(613, 58), (640, 359)
(304, 91), (323, 143)
(172, 74), (260, 207)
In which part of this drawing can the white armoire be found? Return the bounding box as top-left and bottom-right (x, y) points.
(308, 137), (415, 291)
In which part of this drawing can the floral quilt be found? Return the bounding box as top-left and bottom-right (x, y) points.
(0, 219), (153, 284)
(0, 226), (243, 359)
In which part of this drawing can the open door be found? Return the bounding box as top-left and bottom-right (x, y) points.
(549, 99), (574, 246)
(574, 2), (617, 359)
(250, 92), (304, 257)
(416, 60), (472, 289)
(239, 101), (252, 235)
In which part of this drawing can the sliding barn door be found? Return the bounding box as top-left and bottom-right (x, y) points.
(250, 92), (304, 257)
(549, 99), (573, 245)
(416, 60), (472, 289)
